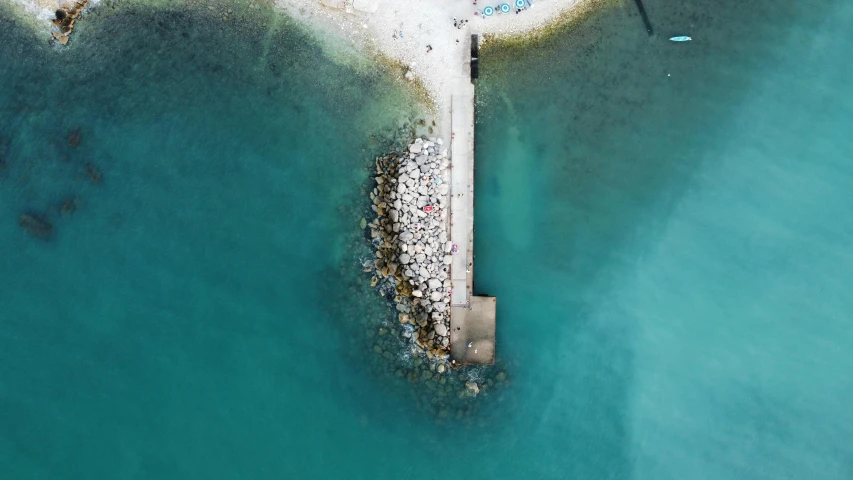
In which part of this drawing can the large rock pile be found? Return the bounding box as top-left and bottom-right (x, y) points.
(365, 137), (453, 359)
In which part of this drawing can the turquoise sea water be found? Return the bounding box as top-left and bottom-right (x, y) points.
(2, 0), (852, 478)
(475, 0), (853, 478)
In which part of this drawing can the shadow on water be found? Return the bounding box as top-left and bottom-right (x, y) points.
(474, 0), (837, 477)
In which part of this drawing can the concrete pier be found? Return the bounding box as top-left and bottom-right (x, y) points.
(448, 34), (496, 366)
(451, 297), (496, 365)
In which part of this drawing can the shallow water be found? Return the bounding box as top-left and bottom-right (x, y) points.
(2, 0), (853, 478)
(475, 0), (853, 478)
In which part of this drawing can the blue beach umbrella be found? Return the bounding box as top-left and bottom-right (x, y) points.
(499, 3), (511, 13)
(483, 5), (494, 16)
(515, 0), (525, 8)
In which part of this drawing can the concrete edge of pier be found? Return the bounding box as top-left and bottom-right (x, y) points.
(448, 33), (496, 366)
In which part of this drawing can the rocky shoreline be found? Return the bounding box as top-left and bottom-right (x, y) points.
(363, 137), (455, 366)
(51, 0), (89, 45)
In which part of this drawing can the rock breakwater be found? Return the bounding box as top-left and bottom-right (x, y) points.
(364, 137), (453, 361)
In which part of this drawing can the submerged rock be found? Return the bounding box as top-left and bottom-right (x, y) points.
(68, 128), (81, 147)
(18, 213), (54, 238)
(85, 163), (102, 184)
(465, 381), (480, 397)
(0, 134), (9, 161)
(60, 197), (78, 215)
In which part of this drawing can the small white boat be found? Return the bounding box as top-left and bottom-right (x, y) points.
(670, 36), (692, 42)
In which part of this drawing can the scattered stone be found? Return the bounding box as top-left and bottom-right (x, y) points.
(465, 381), (480, 397)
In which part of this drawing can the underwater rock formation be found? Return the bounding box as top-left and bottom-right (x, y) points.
(18, 213), (54, 238)
(68, 128), (81, 147)
(85, 163), (101, 184)
(60, 197), (79, 215)
(0, 135), (9, 172)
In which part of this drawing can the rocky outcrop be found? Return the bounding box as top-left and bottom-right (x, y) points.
(365, 137), (453, 361)
(51, 1), (89, 46)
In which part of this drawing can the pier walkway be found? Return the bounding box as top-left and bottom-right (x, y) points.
(447, 33), (496, 366)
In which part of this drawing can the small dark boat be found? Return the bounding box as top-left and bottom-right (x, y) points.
(18, 213), (54, 238)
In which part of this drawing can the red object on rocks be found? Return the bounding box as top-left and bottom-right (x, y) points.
(423, 205), (434, 213)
